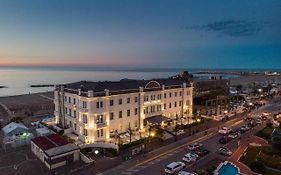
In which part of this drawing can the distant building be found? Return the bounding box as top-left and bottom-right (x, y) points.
(54, 78), (193, 144)
(31, 134), (80, 169)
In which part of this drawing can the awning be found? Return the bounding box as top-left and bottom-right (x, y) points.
(144, 115), (171, 125)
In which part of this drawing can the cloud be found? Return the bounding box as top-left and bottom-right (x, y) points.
(187, 20), (262, 37)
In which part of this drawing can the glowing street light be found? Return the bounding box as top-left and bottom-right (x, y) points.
(94, 150), (99, 155)
(196, 118), (201, 123)
(150, 132), (155, 137)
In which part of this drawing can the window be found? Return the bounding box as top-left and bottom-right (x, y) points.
(144, 96), (148, 102)
(64, 96), (67, 102)
(135, 97), (138, 102)
(83, 114), (88, 124)
(82, 101), (87, 108)
(164, 93), (166, 99)
(134, 121), (138, 128)
(157, 94), (161, 99)
(126, 98), (130, 104)
(179, 91), (182, 96)
(135, 108), (138, 115)
(110, 100), (114, 106)
(74, 123), (77, 130)
(119, 99), (122, 105)
(127, 109), (130, 117)
(175, 92), (177, 97)
(169, 103), (172, 108)
(97, 130), (100, 137)
(69, 109), (72, 116)
(101, 129), (104, 137)
(169, 92), (172, 98)
(65, 107), (68, 114)
(110, 112), (114, 120)
(174, 102), (177, 107)
(97, 115), (104, 124)
(74, 110), (77, 118)
(73, 98), (76, 104)
(164, 103), (166, 109)
(96, 102), (100, 108)
(100, 101), (103, 108)
(179, 101), (182, 106)
(96, 101), (103, 108)
(186, 100), (190, 105)
(83, 129), (88, 136)
(119, 111), (122, 118)
(68, 97), (71, 103)
(151, 95), (155, 100)
(157, 105), (161, 111)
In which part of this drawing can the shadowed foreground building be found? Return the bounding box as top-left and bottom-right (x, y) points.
(54, 78), (193, 144)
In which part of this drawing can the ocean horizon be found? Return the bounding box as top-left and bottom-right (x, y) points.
(0, 66), (280, 97)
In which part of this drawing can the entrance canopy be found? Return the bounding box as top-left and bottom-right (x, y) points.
(144, 115), (171, 125)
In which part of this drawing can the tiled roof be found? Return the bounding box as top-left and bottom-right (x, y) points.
(64, 78), (188, 92)
(31, 134), (69, 151)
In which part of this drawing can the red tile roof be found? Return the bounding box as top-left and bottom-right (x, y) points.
(31, 134), (69, 151)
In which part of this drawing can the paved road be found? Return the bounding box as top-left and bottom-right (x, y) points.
(101, 101), (280, 175)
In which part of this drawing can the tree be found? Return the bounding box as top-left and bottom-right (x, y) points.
(8, 116), (23, 124)
(272, 141), (281, 152)
(236, 84), (243, 92)
(250, 161), (266, 174)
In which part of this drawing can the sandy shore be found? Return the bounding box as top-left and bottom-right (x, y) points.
(230, 74), (281, 86)
(0, 92), (54, 126)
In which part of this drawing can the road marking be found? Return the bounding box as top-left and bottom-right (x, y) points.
(134, 131), (216, 167)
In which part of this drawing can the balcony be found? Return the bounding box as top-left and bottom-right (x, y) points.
(95, 122), (107, 128)
(143, 100), (162, 106)
(78, 106), (88, 113)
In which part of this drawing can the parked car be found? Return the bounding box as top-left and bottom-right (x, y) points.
(182, 152), (199, 163)
(219, 137), (231, 144)
(218, 147), (233, 156)
(177, 130), (185, 135)
(240, 125), (251, 132)
(255, 119), (262, 125)
(218, 127), (232, 135)
(165, 162), (186, 174)
(228, 132), (238, 139)
(261, 115), (268, 121)
(195, 148), (210, 156)
(178, 171), (197, 175)
(187, 143), (203, 151)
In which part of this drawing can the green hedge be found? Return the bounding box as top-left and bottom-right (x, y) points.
(257, 152), (281, 170)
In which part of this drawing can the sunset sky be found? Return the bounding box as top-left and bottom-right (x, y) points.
(0, 0), (281, 69)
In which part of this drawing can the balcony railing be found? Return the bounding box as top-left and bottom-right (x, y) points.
(96, 122), (107, 128)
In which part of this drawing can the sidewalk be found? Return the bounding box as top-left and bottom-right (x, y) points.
(101, 116), (244, 175)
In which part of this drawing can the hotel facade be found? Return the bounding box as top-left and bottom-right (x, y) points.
(54, 79), (193, 144)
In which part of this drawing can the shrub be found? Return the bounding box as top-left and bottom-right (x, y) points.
(250, 161), (266, 174)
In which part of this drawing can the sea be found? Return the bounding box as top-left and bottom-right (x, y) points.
(0, 66), (279, 97)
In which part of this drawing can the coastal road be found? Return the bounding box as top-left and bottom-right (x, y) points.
(100, 101), (280, 175)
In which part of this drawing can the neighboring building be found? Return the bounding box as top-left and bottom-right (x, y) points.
(193, 78), (244, 116)
(2, 122), (29, 137)
(2, 122), (34, 149)
(31, 134), (80, 169)
(54, 78), (193, 143)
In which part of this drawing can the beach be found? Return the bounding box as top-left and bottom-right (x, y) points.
(0, 92), (54, 126)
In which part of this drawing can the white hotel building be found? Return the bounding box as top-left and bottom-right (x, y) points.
(54, 78), (193, 144)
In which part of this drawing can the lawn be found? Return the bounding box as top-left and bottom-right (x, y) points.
(239, 146), (281, 175)
(255, 125), (274, 141)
